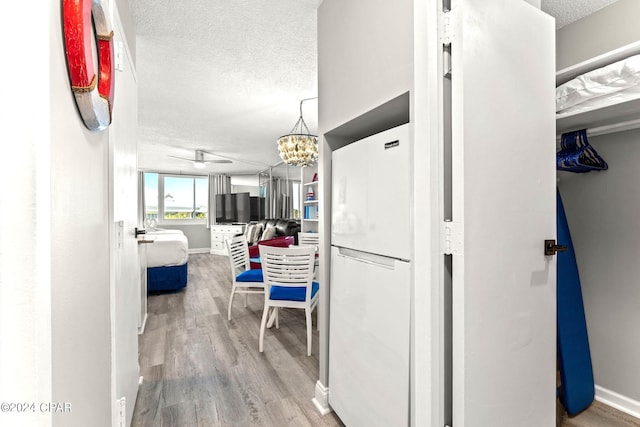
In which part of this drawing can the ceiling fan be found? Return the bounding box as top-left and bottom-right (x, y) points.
(168, 149), (232, 169)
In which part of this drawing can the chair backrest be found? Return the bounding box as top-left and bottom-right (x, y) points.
(226, 234), (251, 276)
(259, 245), (316, 296)
(297, 232), (320, 250)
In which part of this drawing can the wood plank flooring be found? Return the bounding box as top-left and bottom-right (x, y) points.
(559, 399), (640, 427)
(133, 253), (639, 426)
(132, 253), (344, 427)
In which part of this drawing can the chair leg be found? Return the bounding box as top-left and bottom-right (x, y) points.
(259, 302), (270, 353)
(266, 307), (277, 329)
(306, 307), (313, 356)
(275, 308), (279, 329)
(228, 285), (237, 321)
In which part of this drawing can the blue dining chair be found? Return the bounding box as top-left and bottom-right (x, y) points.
(258, 245), (319, 356)
(225, 235), (265, 320)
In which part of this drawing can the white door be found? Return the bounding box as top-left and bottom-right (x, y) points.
(109, 16), (140, 426)
(449, 0), (556, 425)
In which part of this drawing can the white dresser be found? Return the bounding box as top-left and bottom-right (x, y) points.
(210, 224), (245, 255)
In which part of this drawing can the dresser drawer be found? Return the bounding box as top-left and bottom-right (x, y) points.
(211, 240), (225, 251)
(211, 233), (227, 242)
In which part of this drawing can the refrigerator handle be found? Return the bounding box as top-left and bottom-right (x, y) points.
(335, 247), (406, 269)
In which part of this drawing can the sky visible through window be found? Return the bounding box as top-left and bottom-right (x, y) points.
(144, 173), (158, 213)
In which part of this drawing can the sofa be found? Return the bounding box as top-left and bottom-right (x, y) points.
(244, 219), (300, 268)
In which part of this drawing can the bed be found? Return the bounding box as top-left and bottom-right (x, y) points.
(556, 42), (640, 136)
(145, 229), (189, 293)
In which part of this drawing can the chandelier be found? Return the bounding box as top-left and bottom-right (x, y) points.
(277, 98), (318, 167)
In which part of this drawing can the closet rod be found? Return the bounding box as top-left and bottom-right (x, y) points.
(556, 118), (640, 141)
(556, 40), (640, 86)
(587, 118), (640, 138)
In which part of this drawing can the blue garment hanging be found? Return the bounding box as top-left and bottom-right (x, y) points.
(557, 129), (608, 173)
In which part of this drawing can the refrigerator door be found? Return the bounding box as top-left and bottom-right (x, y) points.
(328, 246), (410, 427)
(331, 124), (411, 260)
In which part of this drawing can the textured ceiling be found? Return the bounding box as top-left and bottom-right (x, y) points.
(541, 0), (619, 28)
(131, 0), (618, 176)
(132, 0), (320, 176)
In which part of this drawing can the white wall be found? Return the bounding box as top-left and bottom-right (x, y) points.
(0, 4), (53, 426)
(558, 130), (640, 404)
(556, 0), (640, 70)
(50, 2), (112, 424)
(0, 2), (138, 426)
(318, 0), (413, 134)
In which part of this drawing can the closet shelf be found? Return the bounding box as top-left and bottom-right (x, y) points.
(556, 40), (640, 138)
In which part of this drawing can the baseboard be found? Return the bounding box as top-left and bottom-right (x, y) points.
(311, 380), (332, 416)
(189, 248), (210, 254)
(595, 384), (640, 419)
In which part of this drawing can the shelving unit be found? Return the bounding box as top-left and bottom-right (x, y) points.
(301, 165), (319, 233)
(556, 41), (640, 137)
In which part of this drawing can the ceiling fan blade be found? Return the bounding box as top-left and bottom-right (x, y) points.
(168, 155), (194, 162)
(199, 149), (266, 167)
(206, 159), (232, 164)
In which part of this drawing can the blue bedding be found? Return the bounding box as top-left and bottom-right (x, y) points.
(147, 263), (188, 293)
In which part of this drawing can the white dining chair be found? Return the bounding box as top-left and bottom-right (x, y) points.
(225, 235), (265, 321)
(298, 231), (320, 279)
(297, 231), (320, 250)
(258, 245), (319, 356)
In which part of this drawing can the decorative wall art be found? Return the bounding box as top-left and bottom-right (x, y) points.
(62, 0), (115, 131)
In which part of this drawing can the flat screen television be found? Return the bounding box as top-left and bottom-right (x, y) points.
(215, 192), (252, 223)
(235, 192), (251, 223)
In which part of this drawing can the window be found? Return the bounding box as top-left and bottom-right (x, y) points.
(144, 173), (209, 223)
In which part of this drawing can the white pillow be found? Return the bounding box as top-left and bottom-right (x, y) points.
(260, 225), (277, 241)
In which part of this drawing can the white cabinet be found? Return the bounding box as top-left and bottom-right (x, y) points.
(210, 224), (245, 255)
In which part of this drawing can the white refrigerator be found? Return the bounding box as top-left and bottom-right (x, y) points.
(329, 124), (412, 427)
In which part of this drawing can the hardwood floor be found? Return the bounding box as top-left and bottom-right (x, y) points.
(133, 253), (639, 426)
(132, 253), (344, 427)
(558, 400), (640, 427)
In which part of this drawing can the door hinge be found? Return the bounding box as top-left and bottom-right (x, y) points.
(441, 11), (452, 46)
(441, 220), (463, 255)
(441, 11), (453, 77)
